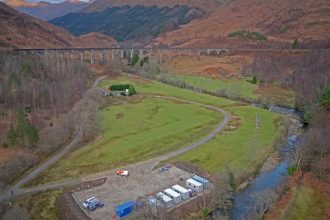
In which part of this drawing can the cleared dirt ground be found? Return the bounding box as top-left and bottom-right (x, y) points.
(73, 157), (192, 220)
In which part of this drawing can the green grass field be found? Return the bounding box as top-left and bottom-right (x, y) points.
(31, 97), (222, 184)
(169, 106), (279, 174)
(175, 75), (259, 100)
(281, 186), (329, 220)
(27, 74), (280, 185)
(100, 75), (236, 108)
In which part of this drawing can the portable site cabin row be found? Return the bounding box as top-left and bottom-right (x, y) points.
(164, 188), (182, 204)
(186, 178), (203, 192)
(172, 184), (189, 200)
(156, 192), (173, 208)
(192, 175), (209, 188)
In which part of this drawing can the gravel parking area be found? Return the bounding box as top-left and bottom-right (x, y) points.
(73, 159), (192, 220)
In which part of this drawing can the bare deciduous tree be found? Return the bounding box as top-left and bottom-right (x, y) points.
(251, 190), (278, 219)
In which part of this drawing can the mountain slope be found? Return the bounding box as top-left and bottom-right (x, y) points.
(0, 2), (117, 49)
(82, 0), (227, 13)
(5, 0), (90, 20)
(151, 0), (330, 47)
(50, 4), (205, 42)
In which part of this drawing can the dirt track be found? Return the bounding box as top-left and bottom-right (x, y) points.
(8, 75), (108, 197)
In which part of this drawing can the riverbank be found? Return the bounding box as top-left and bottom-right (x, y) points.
(227, 115), (302, 219)
(265, 171), (330, 220)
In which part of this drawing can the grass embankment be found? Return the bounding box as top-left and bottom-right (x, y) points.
(15, 189), (64, 220)
(99, 75), (236, 108)
(281, 186), (329, 220)
(169, 106), (279, 173)
(30, 96), (223, 184)
(175, 75), (259, 99)
(165, 74), (295, 107)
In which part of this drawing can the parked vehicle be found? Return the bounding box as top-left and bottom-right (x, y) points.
(83, 197), (97, 208)
(116, 170), (129, 177)
(88, 200), (104, 211)
(159, 164), (172, 173)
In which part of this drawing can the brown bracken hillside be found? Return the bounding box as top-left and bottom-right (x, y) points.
(151, 0), (330, 48)
(0, 2), (117, 49)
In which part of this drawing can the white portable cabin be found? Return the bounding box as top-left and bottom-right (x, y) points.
(186, 178), (203, 193)
(163, 188), (182, 204)
(192, 175), (209, 188)
(156, 192), (173, 208)
(171, 185), (189, 200)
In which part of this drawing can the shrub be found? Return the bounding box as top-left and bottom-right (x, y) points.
(319, 86), (330, 109)
(303, 111), (313, 124)
(128, 84), (136, 96)
(287, 165), (298, 175)
(292, 38), (299, 49)
(227, 170), (237, 191)
(251, 76), (258, 84)
(109, 84), (136, 96)
(228, 30), (267, 41)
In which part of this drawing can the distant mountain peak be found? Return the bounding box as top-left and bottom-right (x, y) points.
(0, 1), (117, 48)
(5, 0), (40, 7)
(5, 0), (91, 20)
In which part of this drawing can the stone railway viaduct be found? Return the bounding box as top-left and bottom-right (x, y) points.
(14, 47), (312, 64)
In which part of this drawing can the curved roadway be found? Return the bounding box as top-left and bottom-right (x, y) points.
(9, 78), (230, 197)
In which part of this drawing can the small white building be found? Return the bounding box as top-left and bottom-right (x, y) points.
(186, 178), (203, 193)
(163, 188), (182, 204)
(156, 192), (173, 208)
(171, 185), (189, 200)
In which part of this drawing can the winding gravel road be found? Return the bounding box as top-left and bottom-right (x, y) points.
(9, 77), (230, 197)
(8, 75), (109, 196)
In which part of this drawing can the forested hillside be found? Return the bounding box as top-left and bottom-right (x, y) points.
(50, 5), (205, 42)
(0, 52), (97, 192)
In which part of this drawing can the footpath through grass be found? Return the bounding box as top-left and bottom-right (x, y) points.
(30, 97), (223, 184)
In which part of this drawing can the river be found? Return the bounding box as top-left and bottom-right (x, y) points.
(210, 106), (303, 220)
(229, 134), (299, 219)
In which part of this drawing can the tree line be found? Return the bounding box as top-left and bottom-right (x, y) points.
(0, 51), (90, 113)
(0, 51), (96, 198)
